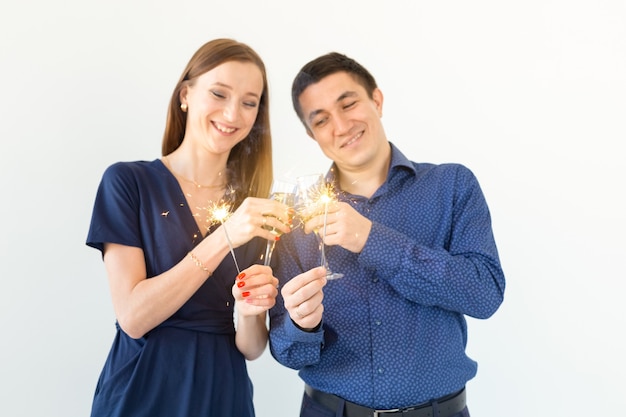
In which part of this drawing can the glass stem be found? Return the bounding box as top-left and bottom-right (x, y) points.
(321, 202), (328, 268)
(264, 239), (276, 266)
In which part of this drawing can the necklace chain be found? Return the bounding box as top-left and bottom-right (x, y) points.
(163, 156), (226, 189)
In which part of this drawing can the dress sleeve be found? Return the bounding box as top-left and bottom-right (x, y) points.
(86, 162), (143, 254)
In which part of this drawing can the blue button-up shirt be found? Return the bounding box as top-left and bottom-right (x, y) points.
(269, 143), (505, 409)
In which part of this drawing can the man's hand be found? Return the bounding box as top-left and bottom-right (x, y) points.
(303, 201), (372, 253)
(281, 266), (327, 330)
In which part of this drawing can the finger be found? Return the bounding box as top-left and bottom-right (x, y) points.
(262, 205), (293, 231)
(292, 295), (324, 326)
(263, 217), (291, 238)
(283, 276), (325, 314)
(302, 214), (323, 235)
(237, 276), (277, 294)
(295, 290), (324, 313)
(281, 267), (327, 297)
(240, 285), (277, 303)
(244, 288), (278, 306)
(237, 264), (271, 278)
(295, 305), (306, 319)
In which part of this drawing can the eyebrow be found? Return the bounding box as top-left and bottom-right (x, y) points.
(306, 90), (358, 124)
(213, 82), (261, 99)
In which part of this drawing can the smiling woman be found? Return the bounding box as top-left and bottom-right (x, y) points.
(84, 38), (291, 417)
(179, 61), (264, 156)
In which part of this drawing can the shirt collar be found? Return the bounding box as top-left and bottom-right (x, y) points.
(326, 142), (416, 186)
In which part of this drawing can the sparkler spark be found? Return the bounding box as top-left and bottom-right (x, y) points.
(319, 189), (333, 205)
(296, 180), (338, 225)
(210, 205), (231, 224)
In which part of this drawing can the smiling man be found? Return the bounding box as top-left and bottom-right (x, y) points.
(269, 52), (506, 417)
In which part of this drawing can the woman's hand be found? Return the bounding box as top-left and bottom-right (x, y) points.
(232, 264), (279, 360)
(221, 197), (293, 247)
(232, 264), (279, 316)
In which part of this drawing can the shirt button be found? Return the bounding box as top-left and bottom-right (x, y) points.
(372, 277), (379, 283)
(375, 319), (381, 326)
(378, 368), (384, 374)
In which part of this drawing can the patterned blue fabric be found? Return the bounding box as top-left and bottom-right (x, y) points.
(269, 143), (505, 409)
(87, 159), (264, 417)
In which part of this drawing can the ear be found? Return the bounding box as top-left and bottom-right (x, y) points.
(179, 85), (188, 107)
(372, 88), (384, 117)
(301, 117), (315, 139)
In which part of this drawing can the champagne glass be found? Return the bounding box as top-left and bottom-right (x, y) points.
(295, 174), (344, 280)
(263, 179), (296, 266)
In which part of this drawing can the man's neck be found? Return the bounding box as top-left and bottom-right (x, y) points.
(336, 150), (391, 198)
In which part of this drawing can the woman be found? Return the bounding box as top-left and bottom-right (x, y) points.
(86, 39), (291, 417)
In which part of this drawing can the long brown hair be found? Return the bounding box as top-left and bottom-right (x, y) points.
(162, 39), (273, 203)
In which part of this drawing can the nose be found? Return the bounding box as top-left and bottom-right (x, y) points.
(333, 113), (351, 136)
(223, 100), (239, 122)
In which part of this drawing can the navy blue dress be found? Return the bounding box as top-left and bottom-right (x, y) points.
(87, 159), (264, 417)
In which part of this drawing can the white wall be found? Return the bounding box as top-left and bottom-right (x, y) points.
(1, 1), (624, 416)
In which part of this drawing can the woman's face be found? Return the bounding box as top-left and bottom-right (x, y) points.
(181, 61), (264, 155)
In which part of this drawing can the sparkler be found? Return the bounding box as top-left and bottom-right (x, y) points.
(295, 176), (342, 278)
(205, 198), (241, 275)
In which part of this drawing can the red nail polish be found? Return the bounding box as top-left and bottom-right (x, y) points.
(237, 272), (246, 280)
(237, 281), (245, 288)
(242, 291), (250, 298)
(275, 236), (280, 241)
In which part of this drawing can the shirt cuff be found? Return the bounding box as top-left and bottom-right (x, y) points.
(285, 317), (324, 343)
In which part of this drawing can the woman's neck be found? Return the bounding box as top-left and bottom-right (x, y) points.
(163, 149), (228, 189)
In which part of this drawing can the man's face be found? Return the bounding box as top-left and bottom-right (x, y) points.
(298, 71), (387, 173)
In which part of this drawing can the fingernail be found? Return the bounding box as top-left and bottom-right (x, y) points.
(242, 291), (250, 297)
(237, 281), (245, 288)
(237, 272), (246, 280)
(275, 236), (280, 241)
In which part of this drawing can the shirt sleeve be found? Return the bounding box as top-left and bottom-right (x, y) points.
(359, 165), (505, 319)
(268, 236), (327, 369)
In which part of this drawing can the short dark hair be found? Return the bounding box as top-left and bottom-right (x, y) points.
(291, 52), (378, 125)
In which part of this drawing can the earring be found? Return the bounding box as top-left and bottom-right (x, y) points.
(180, 103), (188, 112)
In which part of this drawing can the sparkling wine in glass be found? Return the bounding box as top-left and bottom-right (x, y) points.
(263, 179), (296, 266)
(295, 174), (344, 280)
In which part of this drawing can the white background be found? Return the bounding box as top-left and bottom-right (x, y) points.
(1, 1), (624, 416)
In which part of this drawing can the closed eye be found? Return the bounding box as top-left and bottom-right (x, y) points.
(313, 116), (328, 127)
(342, 101), (357, 110)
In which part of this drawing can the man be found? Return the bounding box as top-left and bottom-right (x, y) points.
(269, 52), (505, 417)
